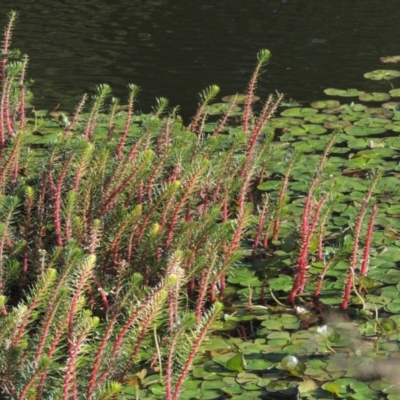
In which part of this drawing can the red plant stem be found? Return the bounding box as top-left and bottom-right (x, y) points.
(146, 153), (168, 202)
(87, 316), (118, 398)
(18, 363), (46, 400)
(18, 55), (28, 131)
(195, 264), (214, 325)
(0, 133), (21, 186)
(243, 65), (262, 133)
(361, 203), (377, 276)
(116, 93), (135, 159)
(22, 189), (33, 279)
(341, 170), (381, 310)
(213, 96), (237, 136)
(165, 168), (203, 250)
(54, 154), (75, 247)
(36, 318), (69, 396)
(11, 271), (54, 347)
(273, 153), (296, 241)
(289, 192), (328, 304)
(98, 284), (166, 386)
(172, 304), (221, 400)
(313, 256), (337, 298)
(252, 197), (268, 260)
(64, 94), (87, 136)
(106, 101), (118, 141)
(3, 77), (14, 134)
(63, 321), (94, 400)
(99, 158), (146, 217)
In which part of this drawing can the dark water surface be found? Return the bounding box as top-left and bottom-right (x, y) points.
(1, 1), (399, 119)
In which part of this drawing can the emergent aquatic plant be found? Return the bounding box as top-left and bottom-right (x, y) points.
(3, 9), (400, 400)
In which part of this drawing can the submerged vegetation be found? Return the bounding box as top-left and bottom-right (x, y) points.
(3, 10), (400, 400)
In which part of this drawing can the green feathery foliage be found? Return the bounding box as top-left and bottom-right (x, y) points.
(0, 11), (282, 399)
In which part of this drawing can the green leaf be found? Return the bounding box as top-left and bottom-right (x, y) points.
(225, 353), (245, 372)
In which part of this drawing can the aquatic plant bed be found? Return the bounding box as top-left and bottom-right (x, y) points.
(2, 10), (400, 400)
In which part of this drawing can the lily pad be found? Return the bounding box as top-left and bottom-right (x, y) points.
(205, 102), (242, 116)
(324, 88), (365, 97)
(344, 126), (387, 136)
(389, 88), (400, 97)
(354, 117), (391, 127)
(287, 124), (327, 135)
(324, 120), (352, 129)
(269, 117), (304, 128)
(382, 101), (400, 109)
(280, 108), (318, 117)
(381, 55), (400, 63)
(359, 92), (391, 102)
(363, 70), (400, 80)
(310, 100), (340, 109)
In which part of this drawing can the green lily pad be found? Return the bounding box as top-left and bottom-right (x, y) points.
(385, 122), (400, 132)
(304, 114), (338, 124)
(287, 124), (327, 135)
(310, 100), (340, 109)
(324, 120), (352, 129)
(324, 88), (365, 97)
(379, 317), (397, 333)
(280, 107), (318, 117)
(389, 88), (400, 97)
(269, 117), (304, 128)
(385, 301), (400, 313)
(359, 92), (391, 102)
(382, 101), (400, 109)
(363, 70), (400, 80)
(354, 117), (391, 127)
(225, 353), (246, 372)
(344, 126), (387, 136)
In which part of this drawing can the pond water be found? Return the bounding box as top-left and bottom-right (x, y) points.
(1, 0), (399, 119)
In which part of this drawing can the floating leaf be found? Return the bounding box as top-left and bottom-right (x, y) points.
(344, 126), (387, 136)
(379, 318), (397, 333)
(298, 379), (317, 394)
(269, 117), (304, 128)
(310, 100), (340, 109)
(359, 92), (390, 102)
(225, 353), (245, 372)
(389, 88), (400, 97)
(324, 120), (352, 129)
(280, 107), (318, 117)
(381, 55), (400, 63)
(324, 88), (365, 97)
(287, 124), (327, 135)
(363, 69), (400, 80)
(322, 382), (341, 396)
(382, 101), (400, 109)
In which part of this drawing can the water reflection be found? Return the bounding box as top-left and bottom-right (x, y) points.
(0, 1), (398, 119)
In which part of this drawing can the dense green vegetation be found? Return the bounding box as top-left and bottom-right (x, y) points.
(2, 10), (400, 400)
